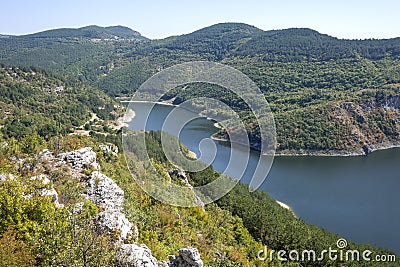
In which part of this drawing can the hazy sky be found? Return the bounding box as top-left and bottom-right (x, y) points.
(1, 0), (399, 40)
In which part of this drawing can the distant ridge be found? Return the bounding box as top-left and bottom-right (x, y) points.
(2, 22), (400, 43)
(23, 25), (148, 40)
(0, 22), (400, 156)
(150, 22), (400, 60)
(156, 22), (264, 59)
(1, 22), (400, 67)
(104, 26), (142, 38)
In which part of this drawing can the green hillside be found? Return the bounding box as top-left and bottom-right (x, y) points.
(1, 128), (397, 266)
(0, 55), (398, 265)
(25, 25), (146, 40)
(1, 23), (400, 155)
(0, 65), (121, 147)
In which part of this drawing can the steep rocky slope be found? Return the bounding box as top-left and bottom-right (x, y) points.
(0, 144), (205, 266)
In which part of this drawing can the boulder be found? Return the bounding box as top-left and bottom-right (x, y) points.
(116, 243), (158, 267)
(85, 171), (124, 211)
(0, 173), (15, 182)
(94, 210), (133, 241)
(37, 149), (54, 161)
(99, 144), (119, 157)
(57, 147), (97, 170)
(30, 174), (62, 207)
(167, 247), (203, 267)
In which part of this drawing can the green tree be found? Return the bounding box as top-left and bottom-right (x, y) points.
(20, 133), (45, 154)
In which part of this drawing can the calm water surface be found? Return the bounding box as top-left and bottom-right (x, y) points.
(127, 102), (400, 254)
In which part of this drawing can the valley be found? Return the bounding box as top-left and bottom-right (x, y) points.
(0, 24), (399, 266)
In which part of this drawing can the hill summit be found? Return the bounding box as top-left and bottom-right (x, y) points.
(24, 25), (147, 40)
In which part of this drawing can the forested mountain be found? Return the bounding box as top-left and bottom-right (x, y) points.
(0, 25), (148, 84)
(25, 25), (146, 40)
(153, 23), (264, 59)
(233, 28), (400, 60)
(1, 23), (400, 155)
(1, 24), (400, 266)
(0, 65), (121, 148)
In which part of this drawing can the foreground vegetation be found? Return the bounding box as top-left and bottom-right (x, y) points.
(1, 132), (398, 266)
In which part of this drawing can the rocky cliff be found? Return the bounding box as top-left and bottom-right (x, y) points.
(7, 145), (204, 267)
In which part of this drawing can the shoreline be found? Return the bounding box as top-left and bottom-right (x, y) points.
(121, 100), (175, 107)
(186, 150), (198, 160)
(274, 143), (400, 157)
(276, 200), (297, 218)
(211, 132), (400, 157)
(115, 108), (136, 129)
(119, 100), (400, 157)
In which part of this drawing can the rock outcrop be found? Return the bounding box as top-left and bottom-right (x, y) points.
(99, 143), (119, 157)
(57, 147), (99, 170)
(116, 244), (159, 267)
(32, 147), (203, 266)
(165, 247), (203, 267)
(168, 169), (205, 209)
(168, 169), (189, 184)
(85, 171), (134, 241)
(1, 172), (61, 206)
(86, 171), (124, 212)
(0, 173), (15, 181)
(37, 148), (54, 161)
(94, 210), (133, 241)
(30, 174), (61, 206)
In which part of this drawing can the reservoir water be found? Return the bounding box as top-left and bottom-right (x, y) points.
(127, 101), (400, 254)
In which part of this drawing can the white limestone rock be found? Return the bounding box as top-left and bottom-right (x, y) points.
(94, 210), (133, 241)
(30, 174), (62, 207)
(85, 171), (136, 241)
(0, 173), (15, 182)
(85, 171), (124, 212)
(90, 161), (101, 171)
(37, 149), (54, 161)
(30, 174), (51, 185)
(99, 144), (119, 157)
(116, 243), (159, 267)
(57, 147), (97, 170)
(167, 247), (203, 267)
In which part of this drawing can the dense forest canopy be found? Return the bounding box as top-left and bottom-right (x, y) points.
(0, 65), (121, 150)
(1, 23), (400, 154)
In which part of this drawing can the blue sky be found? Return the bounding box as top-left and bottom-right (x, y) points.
(1, 0), (399, 39)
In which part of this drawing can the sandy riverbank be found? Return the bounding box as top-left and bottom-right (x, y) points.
(213, 122), (222, 129)
(186, 150), (198, 159)
(115, 108), (136, 129)
(276, 200), (297, 217)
